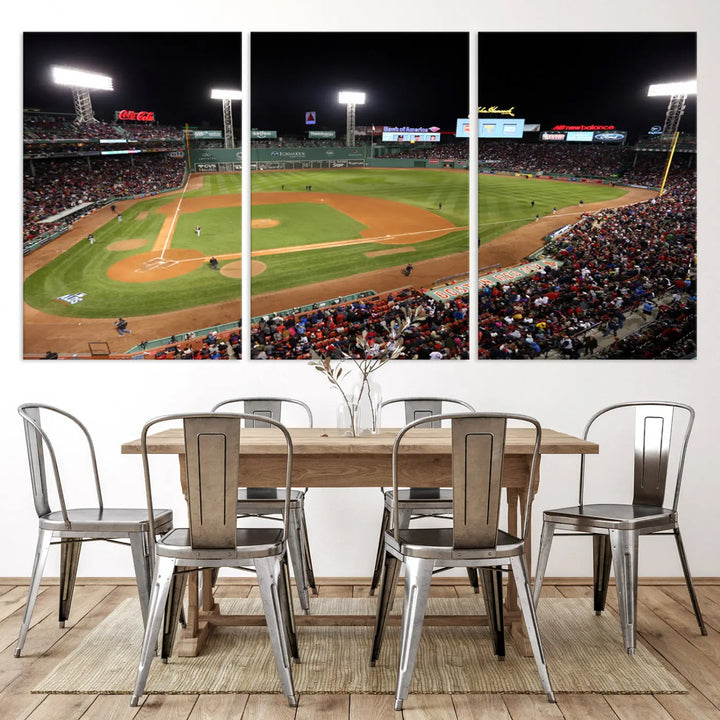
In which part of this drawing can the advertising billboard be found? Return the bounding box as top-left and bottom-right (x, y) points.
(251, 130), (278, 139)
(382, 131), (440, 142)
(382, 125), (441, 142)
(541, 132), (566, 142)
(455, 118), (525, 139)
(566, 131), (595, 142)
(593, 130), (627, 143)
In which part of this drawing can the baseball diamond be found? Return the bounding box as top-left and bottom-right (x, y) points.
(22, 168), (649, 356)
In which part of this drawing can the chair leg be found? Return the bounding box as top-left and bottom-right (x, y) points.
(592, 534), (612, 615)
(278, 552), (299, 661)
(394, 556), (434, 711)
(161, 567), (188, 661)
(369, 506), (391, 595)
(466, 568), (480, 593)
(673, 527), (707, 636)
(59, 538), (83, 627)
(479, 567), (505, 659)
(609, 528), (639, 654)
(370, 549), (401, 665)
(15, 528), (52, 657)
(532, 520), (556, 607)
(131, 555), (176, 706)
(297, 500), (318, 595)
(255, 555), (297, 707)
(129, 532), (153, 628)
(287, 506), (310, 614)
(510, 554), (556, 703)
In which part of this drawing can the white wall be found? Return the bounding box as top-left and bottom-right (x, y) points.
(5, 0), (719, 581)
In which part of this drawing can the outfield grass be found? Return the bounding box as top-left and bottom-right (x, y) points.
(24, 169), (626, 318)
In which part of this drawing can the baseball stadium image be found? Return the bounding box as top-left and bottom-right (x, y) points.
(23, 32), (696, 361)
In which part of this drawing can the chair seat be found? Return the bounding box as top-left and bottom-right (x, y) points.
(238, 488), (305, 504)
(39, 508), (173, 534)
(156, 527), (284, 561)
(384, 488), (453, 507)
(544, 503), (675, 531)
(386, 527), (524, 561)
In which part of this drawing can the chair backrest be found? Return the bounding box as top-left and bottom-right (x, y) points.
(18, 403), (102, 527)
(140, 413), (294, 549)
(211, 398), (313, 428)
(381, 397), (475, 428)
(580, 401), (694, 511)
(391, 412), (541, 548)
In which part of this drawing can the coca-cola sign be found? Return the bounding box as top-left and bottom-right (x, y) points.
(116, 109), (155, 122)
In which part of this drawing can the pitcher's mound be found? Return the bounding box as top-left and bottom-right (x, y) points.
(252, 218), (279, 229)
(221, 260), (266, 278)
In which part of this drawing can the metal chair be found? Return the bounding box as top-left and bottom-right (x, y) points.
(369, 397), (477, 595)
(16, 403), (174, 657)
(211, 398), (316, 613)
(533, 401), (706, 654)
(370, 412), (555, 709)
(131, 413), (298, 707)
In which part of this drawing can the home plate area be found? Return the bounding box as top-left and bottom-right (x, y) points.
(141, 256), (178, 271)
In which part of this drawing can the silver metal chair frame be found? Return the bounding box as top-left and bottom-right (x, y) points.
(370, 412), (555, 709)
(369, 397), (477, 596)
(533, 401), (707, 654)
(16, 403), (174, 658)
(211, 398), (316, 613)
(131, 412), (297, 707)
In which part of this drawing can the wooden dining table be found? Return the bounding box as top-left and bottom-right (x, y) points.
(122, 426), (598, 656)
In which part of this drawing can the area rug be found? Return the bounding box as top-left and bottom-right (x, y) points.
(34, 597), (685, 695)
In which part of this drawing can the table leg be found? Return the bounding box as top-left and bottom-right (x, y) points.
(187, 570), (199, 636)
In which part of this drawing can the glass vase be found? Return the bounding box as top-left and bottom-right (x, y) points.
(351, 377), (383, 436)
(336, 399), (356, 437)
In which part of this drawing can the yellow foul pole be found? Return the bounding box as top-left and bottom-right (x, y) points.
(658, 132), (680, 196)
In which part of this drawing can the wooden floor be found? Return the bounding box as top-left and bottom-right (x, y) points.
(0, 578), (718, 720)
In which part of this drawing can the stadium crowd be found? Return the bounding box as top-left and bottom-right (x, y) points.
(376, 138), (696, 187)
(23, 154), (186, 244)
(23, 113), (183, 141)
(473, 174), (696, 359)
(248, 290), (469, 360)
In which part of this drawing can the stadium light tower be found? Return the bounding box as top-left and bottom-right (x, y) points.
(51, 66), (113, 124)
(647, 79), (697, 195)
(211, 88), (242, 149)
(647, 79), (697, 137)
(338, 91), (366, 147)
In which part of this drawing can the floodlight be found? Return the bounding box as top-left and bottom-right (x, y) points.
(51, 65), (113, 124)
(211, 89), (242, 148)
(211, 89), (243, 100)
(338, 91), (366, 147)
(338, 91), (366, 105)
(646, 78), (697, 197)
(51, 66), (113, 91)
(647, 80), (697, 97)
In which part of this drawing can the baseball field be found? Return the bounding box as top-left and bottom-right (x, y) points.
(23, 168), (651, 355)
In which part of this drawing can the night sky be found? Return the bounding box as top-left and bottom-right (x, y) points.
(23, 31), (696, 141)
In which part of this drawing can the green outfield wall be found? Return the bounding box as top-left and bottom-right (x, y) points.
(189, 146), (469, 172)
(190, 146), (368, 171)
